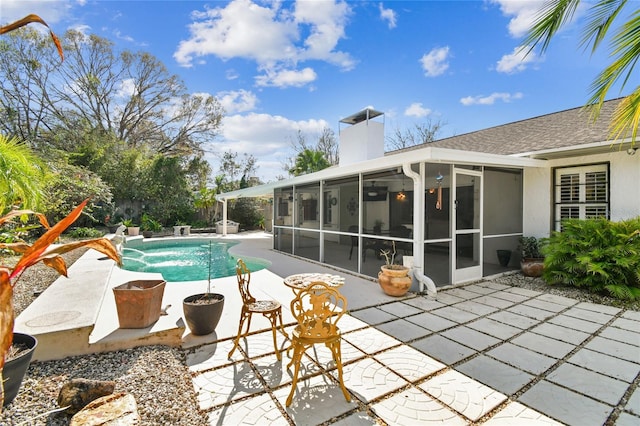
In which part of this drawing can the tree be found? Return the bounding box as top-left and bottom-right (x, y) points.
(522, 0), (639, 144)
(385, 119), (445, 151)
(42, 161), (113, 226)
(142, 155), (195, 225)
(218, 151), (258, 190)
(0, 29), (224, 157)
(289, 149), (331, 176)
(0, 134), (46, 213)
(284, 126), (338, 175)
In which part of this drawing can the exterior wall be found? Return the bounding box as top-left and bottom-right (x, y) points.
(339, 120), (384, 166)
(522, 167), (551, 238)
(523, 149), (640, 237)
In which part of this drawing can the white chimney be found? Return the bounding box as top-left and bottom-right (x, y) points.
(339, 108), (384, 166)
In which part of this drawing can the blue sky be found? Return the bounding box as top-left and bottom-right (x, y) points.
(2, 0), (634, 182)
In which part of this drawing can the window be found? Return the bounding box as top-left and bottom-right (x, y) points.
(554, 164), (609, 230)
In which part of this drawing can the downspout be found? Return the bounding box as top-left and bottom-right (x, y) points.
(402, 163), (437, 298)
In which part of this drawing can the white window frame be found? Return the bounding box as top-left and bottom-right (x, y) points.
(553, 163), (609, 231)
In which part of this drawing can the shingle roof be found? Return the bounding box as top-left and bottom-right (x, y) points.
(396, 97), (625, 156)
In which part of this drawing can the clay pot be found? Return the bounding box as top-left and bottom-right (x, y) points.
(521, 258), (544, 277)
(378, 265), (411, 297)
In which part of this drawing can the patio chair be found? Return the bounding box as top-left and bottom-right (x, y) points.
(285, 282), (351, 407)
(228, 259), (287, 360)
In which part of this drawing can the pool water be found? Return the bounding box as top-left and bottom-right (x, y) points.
(121, 239), (267, 282)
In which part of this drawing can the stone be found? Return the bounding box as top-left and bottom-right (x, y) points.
(58, 378), (116, 414)
(70, 392), (140, 425)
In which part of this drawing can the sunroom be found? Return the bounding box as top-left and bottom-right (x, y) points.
(218, 109), (546, 292)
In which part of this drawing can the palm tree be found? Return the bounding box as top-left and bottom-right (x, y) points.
(0, 134), (46, 213)
(522, 0), (639, 144)
(289, 149), (331, 176)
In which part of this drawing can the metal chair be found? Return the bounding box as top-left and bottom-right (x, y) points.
(228, 259), (287, 360)
(285, 282), (350, 407)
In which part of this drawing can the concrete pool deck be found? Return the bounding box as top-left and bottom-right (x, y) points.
(14, 231), (640, 425)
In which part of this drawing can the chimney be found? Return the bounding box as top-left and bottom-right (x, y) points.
(339, 108), (384, 166)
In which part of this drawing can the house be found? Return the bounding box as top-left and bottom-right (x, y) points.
(216, 98), (639, 293)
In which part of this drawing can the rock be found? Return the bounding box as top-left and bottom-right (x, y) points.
(70, 392), (140, 425)
(57, 378), (116, 414)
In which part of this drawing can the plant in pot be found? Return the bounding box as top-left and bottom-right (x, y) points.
(140, 213), (162, 238)
(519, 236), (546, 277)
(378, 242), (412, 297)
(122, 218), (140, 237)
(0, 200), (121, 406)
(182, 241), (225, 335)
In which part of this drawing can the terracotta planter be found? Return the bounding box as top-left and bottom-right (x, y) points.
(127, 226), (140, 236)
(378, 265), (411, 297)
(521, 258), (544, 277)
(113, 280), (166, 328)
(183, 293), (225, 336)
(3, 333), (37, 406)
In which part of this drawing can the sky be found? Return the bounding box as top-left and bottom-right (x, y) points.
(1, 0), (635, 183)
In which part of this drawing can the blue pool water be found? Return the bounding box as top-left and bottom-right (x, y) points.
(121, 239), (267, 282)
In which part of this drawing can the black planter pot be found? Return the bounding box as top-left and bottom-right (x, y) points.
(496, 249), (512, 267)
(183, 293), (225, 336)
(2, 332), (37, 406)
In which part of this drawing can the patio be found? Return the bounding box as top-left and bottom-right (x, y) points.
(14, 232), (640, 425)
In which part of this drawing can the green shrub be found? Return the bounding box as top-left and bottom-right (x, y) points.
(68, 227), (104, 238)
(542, 217), (640, 301)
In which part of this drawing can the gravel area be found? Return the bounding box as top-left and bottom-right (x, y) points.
(1, 249), (208, 425)
(2, 248), (637, 424)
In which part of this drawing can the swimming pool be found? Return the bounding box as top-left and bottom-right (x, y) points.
(121, 238), (268, 282)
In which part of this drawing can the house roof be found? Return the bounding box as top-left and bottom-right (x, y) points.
(396, 97), (628, 157)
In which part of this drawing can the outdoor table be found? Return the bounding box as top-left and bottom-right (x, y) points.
(283, 272), (345, 293)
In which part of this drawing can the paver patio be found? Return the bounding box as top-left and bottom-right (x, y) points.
(185, 272), (640, 425)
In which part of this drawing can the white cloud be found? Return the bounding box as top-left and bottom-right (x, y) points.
(490, 0), (544, 38)
(255, 67), (317, 88)
(379, 3), (397, 29)
(460, 92), (523, 106)
(496, 46), (538, 73)
(420, 46), (450, 77)
(115, 78), (136, 99)
(1, 0), (72, 25)
(404, 103), (431, 118)
(207, 112), (331, 181)
(174, 0), (355, 84)
(216, 89), (258, 114)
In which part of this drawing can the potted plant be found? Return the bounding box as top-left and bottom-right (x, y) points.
(182, 241), (225, 335)
(378, 242), (412, 297)
(122, 218), (140, 237)
(519, 236), (546, 277)
(140, 213), (162, 238)
(0, 200), (120, 406)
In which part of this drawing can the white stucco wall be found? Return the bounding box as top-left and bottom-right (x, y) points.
(523, 149), (640, 237)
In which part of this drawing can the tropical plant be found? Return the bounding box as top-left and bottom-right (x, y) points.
(522, 0), (639, 145)
(519, 236), (545, 259)
(542, 217), (640, 300)
(68, 227), (104, 239)
(0, 200), (120, 405)
(289, 149), (331, 176)
(0, 134), (47, 214)
(140, 213), (162, 232)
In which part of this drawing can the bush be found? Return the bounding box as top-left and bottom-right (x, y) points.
(68, 227), (104, 238)
(229, 198), (263, 230)
(542, 217), (640, 301)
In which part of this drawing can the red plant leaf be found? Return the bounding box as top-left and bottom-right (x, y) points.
(42, 256), (68, 277)
(9, 199), (89, 280)
(0, 14), (64, 62)
(0, 210), (49, 229)
(0, 242), (31, 254)
(0, 269), (14, 375)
